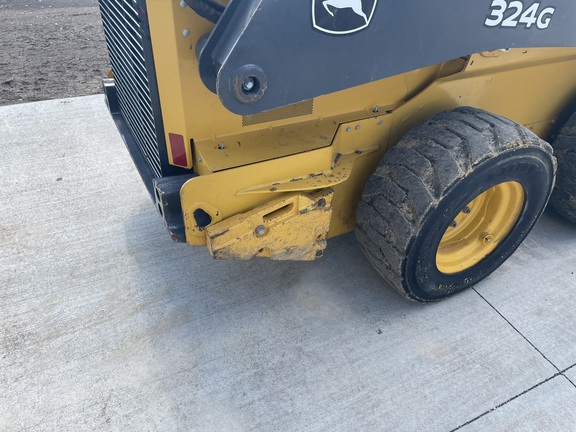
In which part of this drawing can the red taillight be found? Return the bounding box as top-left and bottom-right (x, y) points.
(168, 133), (188, 167)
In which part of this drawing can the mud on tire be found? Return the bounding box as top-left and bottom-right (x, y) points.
(355, 107), (556, 302)
(548, 112), (576, 223)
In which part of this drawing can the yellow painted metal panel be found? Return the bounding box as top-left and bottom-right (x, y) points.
(144, 4), (576, 258)
(179, 48), (576, 252)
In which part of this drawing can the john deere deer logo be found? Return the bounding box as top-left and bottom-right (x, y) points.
(323, 0), (368, 24)
(312, 0), (377, 35)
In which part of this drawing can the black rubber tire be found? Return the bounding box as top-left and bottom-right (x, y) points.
(355, 107), (556, 302)
(548, 112), (576, 223)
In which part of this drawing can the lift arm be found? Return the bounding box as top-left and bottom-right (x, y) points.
(195, 0), (576, 115)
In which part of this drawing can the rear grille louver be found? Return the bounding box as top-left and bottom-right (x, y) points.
(99, 0), (162, 178)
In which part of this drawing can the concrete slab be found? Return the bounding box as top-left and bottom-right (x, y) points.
(566, 366), (576, 385)
(475, 211), (576, 371)
(0, 96), (573, 431)
(459, 376), (576, 431)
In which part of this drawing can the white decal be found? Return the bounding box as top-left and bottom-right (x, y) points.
(312, 0), (378, 35)
(323, 0), (369, 24)
(485, 1), (556, 29)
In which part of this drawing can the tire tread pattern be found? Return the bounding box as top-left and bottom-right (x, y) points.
(355, 107), (553, 300)
(549, 113), (576, 223)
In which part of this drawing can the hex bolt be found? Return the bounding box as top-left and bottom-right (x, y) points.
(255, 225), (266, 236)
(450, 221), (458, 228)
(179, 0), (186, 7)
(316, 250), (324, 258)
(217, 142), (225, 150)
(183, 29), (190, 37)
(463, 207), (471, 214)
(355, 125), (361, 130)
(373, 106), (380, 113)
(197, 157), (203, 163)
(377, 120), (383, 125)
(242, 77), (255, 92)
(317, 198), (327, 208)
(346, 127), (351, 132)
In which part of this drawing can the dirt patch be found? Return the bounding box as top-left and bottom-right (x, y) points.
(0, 0), (109, 106)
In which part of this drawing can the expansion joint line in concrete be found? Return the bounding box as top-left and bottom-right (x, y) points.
(450, 366), (576, 431)
(448, 289), (576, 431)
(472, 288), (560, 372)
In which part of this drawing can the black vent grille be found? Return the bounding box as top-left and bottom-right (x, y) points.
(99, 0), (162, 178)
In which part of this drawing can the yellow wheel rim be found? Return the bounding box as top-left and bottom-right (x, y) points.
(436, 181), (525, 274)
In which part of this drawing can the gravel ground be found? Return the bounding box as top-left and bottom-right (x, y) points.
(0, 0), (109, 106)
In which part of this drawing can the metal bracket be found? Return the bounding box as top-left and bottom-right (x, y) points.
(206, 189), (334, 260)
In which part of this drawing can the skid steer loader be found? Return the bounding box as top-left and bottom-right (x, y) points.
(98, 0), (576, 301)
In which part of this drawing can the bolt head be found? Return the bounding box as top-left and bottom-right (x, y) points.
(317, 198), (327, 208)
(242, 77), (255, 92)
(255, 225), (266, 236)
(183, 29), (190, 37)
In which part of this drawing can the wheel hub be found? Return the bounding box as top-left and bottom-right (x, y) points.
(436, 181), (525, 274)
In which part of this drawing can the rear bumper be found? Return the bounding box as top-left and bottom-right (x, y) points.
(102, 78), (193, 243)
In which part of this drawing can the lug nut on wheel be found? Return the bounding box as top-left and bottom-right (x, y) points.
(483, 234), (494, 245)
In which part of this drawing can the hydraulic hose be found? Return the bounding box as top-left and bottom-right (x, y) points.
(183, 0), (225, 23)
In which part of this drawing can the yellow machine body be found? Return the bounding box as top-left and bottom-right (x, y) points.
(144, 0), (576, 260)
